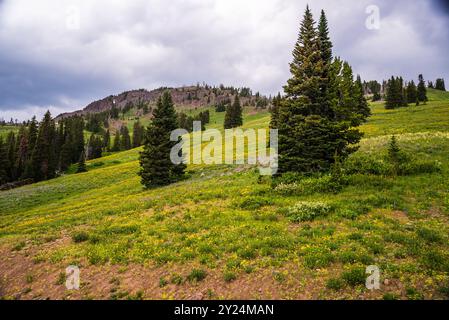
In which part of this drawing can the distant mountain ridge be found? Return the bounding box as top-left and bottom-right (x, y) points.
(56, 85), (266, 120)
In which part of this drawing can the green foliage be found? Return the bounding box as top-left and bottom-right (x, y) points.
(435, 78), (446, 91)
(72, 231), (90, 243)
(326, 278), (345, 291)
(76, 151), (87, 173)
(341, 266), (366, 287)
(132, 121), (145, 148)
(417, 74), (428, 103)
(223, 270), (237, 282)
(187, 269), (207, 282)
(224, 95), (243, 129)
(284, 201), (332, 222)
(277, 8), (366, 175)
(139, 91), (186, 188)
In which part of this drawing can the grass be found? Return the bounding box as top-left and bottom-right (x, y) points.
(0, 90), (449, 299)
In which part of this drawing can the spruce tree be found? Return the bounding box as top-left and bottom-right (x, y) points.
(417, 74), (428, 103)
(269, 93), (282, 129)
(76, 150), (87, 173)
(132, 121), (144, 148)
(224, 95), (243, 129)
(435, 78), (446, 91)
(30, 111), (57, 181)
(120, 126), (131, 151)
(112, 131), (121, 152)
(6, 132), (17, 181)
(103, 129), (111, 151)
(0, 137), (9, 184)
(16, 126), (29, 179)
(139, 91), (185, 188)
(277, 7), (365, 174)
(406, 80), (418, 104)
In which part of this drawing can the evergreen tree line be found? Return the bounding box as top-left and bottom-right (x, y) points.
(0, 111), (148, 186)
(272, 7), (371, 175)
(224, 95), (243, 129)
(428, 78), (446, 91)
(107, 121), (145, 153)
(385, 74), (428, 109)
(177, 110), (210, 132)
(0, 112), (85, 185)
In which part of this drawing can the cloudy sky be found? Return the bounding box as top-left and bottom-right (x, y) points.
(0, 0), (448, 121)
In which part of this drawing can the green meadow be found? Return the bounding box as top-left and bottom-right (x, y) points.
(0, 89), (449, 300)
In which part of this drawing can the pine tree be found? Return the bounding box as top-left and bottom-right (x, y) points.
(354, 75), (372, 122)
(269, 93), (282, 129)
(30, 111), (57, 182)
(119, 126), (131, 151)
(435, 78), (446, 91)
(16, 126), (29, 179)
(132, 121), (144, 148)
(139, 91), (185, 188)
(417, 74), (428, 103)
(112, 131), (121, 152)
(388, 135), (402, 176)
(277, 7), (365, 174)
(6, 132), (17, 181)
(224, 95), (243, 129)
(406, 80), (418, 104)
(76, 150), (87, 173)
(103, 129), (111, 151)
(0, 137), (9, 184)
(87, 134), (103, 160)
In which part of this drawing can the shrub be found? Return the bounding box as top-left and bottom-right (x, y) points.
(224, 271), (237, 283)
(159, 277), (168, 288)
(341, 266), (366, 287)
(284, 201), (332, 223)
(399, 160), (442, 175)
(421, 249), (449, 272)
(344, 153), (390, 176)
(302, 247), (334, 269)
(72, 231), (89, 243)
(274, 175), (344, 196)
(170, 274), (184, 285)
(187, 269), (207, 282)
(326, 278), (345, 291)
(416, 227), (443, 243)
(236, 197), (273, 210)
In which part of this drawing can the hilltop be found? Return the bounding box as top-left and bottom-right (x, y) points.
(55, 85), (269, 121)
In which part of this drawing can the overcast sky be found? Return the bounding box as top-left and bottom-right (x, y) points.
(0, 0), (448, 121)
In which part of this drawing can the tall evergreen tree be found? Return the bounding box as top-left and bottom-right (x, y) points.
(6, 132), (17, 181)
(112, 131), (121, 152)
(417, 74), (428, 103)
(0, 137), (9, 184)
(103, 129), (111, 151)
(269, 93), (282, 129)
(30, 111), (57, 182)
(76, 150), (87, 173)
(139, 91), (186, 188)
(406, 80), (418, 104)
(15, 126), (29, 179)
(277, 7), (365, 174)
(224, 95), (243, 129)
(120, 126), (131, 150)
(435, 78), (446, 91)
(132, 121), (144, 148)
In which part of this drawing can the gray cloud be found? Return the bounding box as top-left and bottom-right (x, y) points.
(0, 0), (448, 121)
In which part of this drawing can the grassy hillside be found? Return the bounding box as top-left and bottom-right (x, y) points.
(0, 91), (448, 300)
